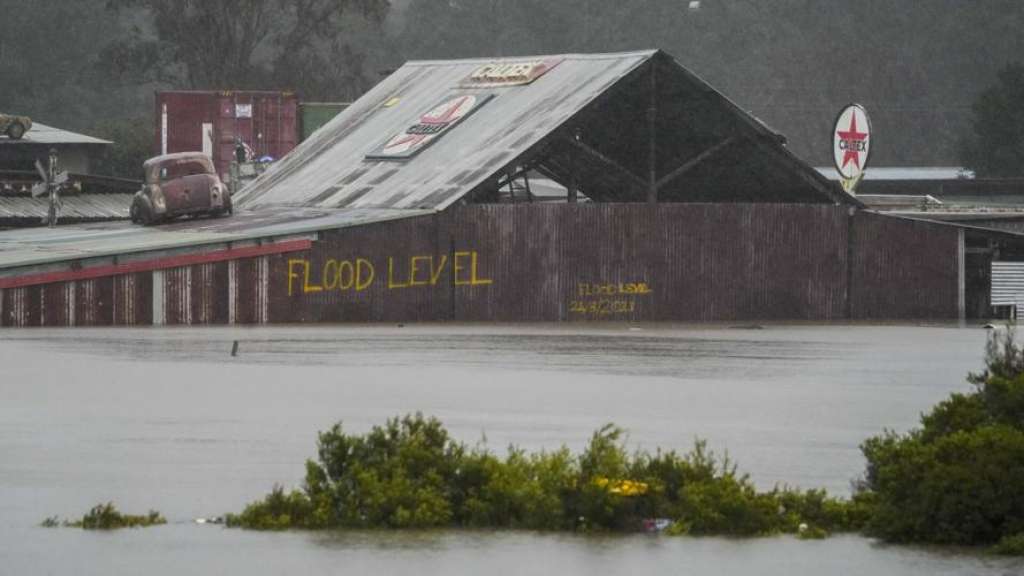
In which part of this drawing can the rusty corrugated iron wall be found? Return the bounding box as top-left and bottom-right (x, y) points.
(0, 205), (963, 327)
(850, 211), (961, 319)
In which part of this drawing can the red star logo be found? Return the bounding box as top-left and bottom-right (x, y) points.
(837, 114), (868, 170)
(384, 96), (472, 151)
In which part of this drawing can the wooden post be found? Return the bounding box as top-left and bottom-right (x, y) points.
(647, 62), (658, 204)
(958, 228), (966, 322)
(568, 132), (579, 203)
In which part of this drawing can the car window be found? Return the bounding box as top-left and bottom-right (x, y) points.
(160, 160), (213, 181)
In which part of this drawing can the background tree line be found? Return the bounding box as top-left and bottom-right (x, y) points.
(2, 0), (1023, 176)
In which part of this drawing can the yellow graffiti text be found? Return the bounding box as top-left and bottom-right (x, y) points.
(288, 258), (374, 295)
(577, 282), (653, 298)
(569, 299), (637, 316)
(571, 280), (653, 317)
(287, 251), (493, 296)
(388, 251), (492, 289)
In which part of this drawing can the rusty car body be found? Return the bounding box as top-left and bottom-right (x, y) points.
(0, 114), (32, 139)
(130, 152), (232, 225)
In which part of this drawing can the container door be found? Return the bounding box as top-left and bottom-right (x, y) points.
(216, 96), (237, 179)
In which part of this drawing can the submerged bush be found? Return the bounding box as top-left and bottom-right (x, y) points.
(48, 502), (167, 529)
(40, 516), (60, 528)
(227, 413), (860, 536)
(993, 532), (1024, 556)
(858, 328), (1024, 548)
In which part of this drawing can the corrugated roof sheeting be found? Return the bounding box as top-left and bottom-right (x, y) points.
(0, 206), (429, 271)
(237, 51), (654, 211)
(0, 193), (132, 222)
(238, 50), (851, 211)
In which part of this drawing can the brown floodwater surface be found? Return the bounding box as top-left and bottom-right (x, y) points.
(1, 324), (1021, 575)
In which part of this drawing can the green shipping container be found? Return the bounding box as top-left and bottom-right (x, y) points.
(300, 102), (350, 141)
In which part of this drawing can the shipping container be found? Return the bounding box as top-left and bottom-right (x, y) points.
(299, 102), (350, 141)
(154, 91), (299, 179)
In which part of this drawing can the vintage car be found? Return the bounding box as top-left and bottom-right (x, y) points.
(131, 152), (232, 224)
(0, 113), (32, 139)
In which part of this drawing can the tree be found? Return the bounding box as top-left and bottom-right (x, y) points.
(961, 63), (1024, 177)
(0, 0), (146, 130)
(105, 0), (390, 97)
(88, 118), (153, 179)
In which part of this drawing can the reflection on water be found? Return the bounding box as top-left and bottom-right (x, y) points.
(1, 324), (1021, 575)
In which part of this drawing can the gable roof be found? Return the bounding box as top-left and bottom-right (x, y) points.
(0, 122), (112, 146)
(237, 50), (855, 212)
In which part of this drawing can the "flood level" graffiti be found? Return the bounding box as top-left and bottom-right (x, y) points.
(570, 281), (653, 317)
(287, 251), (493, 296)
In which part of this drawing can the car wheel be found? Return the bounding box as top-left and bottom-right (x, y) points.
(7, 122), (25, 140)
(138, 203), (154, 225)
(130, 203), (141, 224)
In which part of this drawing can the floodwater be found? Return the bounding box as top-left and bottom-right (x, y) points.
(1, 323), (1021, 575)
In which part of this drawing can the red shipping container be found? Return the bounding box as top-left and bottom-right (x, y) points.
(154, 90), (299, 179)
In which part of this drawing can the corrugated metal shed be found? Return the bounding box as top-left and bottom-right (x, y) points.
(0, 122), (112, 146)
(238, 50), (853, 212)
(3, 204), (1003, 327)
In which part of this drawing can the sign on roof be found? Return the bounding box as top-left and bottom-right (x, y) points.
(461, 58), (563, 87)
(367, 93), (494, 160)
(832, 104), (872, 187)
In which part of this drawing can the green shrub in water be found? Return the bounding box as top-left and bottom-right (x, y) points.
(858, 328), (1024, 547)
(51, 502), (166, 529)
(992, 532), (1024, 556)
(227, 413), (861, 536)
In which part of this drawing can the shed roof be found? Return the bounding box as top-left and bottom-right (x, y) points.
(0, 193), (132, 225)
(815, 167), (976, 181)
(0, 122), (112, 146)
(237, 50), (854, 211)
(0, 206), (428, 272)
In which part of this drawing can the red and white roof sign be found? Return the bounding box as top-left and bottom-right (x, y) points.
(461, 58), (564, 87)
(367, 93), (493, 160)
(832, 104), (872, 180)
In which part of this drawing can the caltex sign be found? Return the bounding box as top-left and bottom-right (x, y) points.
(461, 58), (564, 88)
(832, 104), (872, 191)
(368, 94), (494, 160)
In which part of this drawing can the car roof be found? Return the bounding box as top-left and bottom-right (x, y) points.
(143, 152), (213, 168)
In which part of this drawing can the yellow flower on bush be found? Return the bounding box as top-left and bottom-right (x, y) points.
(594, 477), (648, 496)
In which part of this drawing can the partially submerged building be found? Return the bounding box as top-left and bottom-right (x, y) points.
(0, 122), (111, 174)
(0, 50), (1020, 326)
(0, 122), (136, 228)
